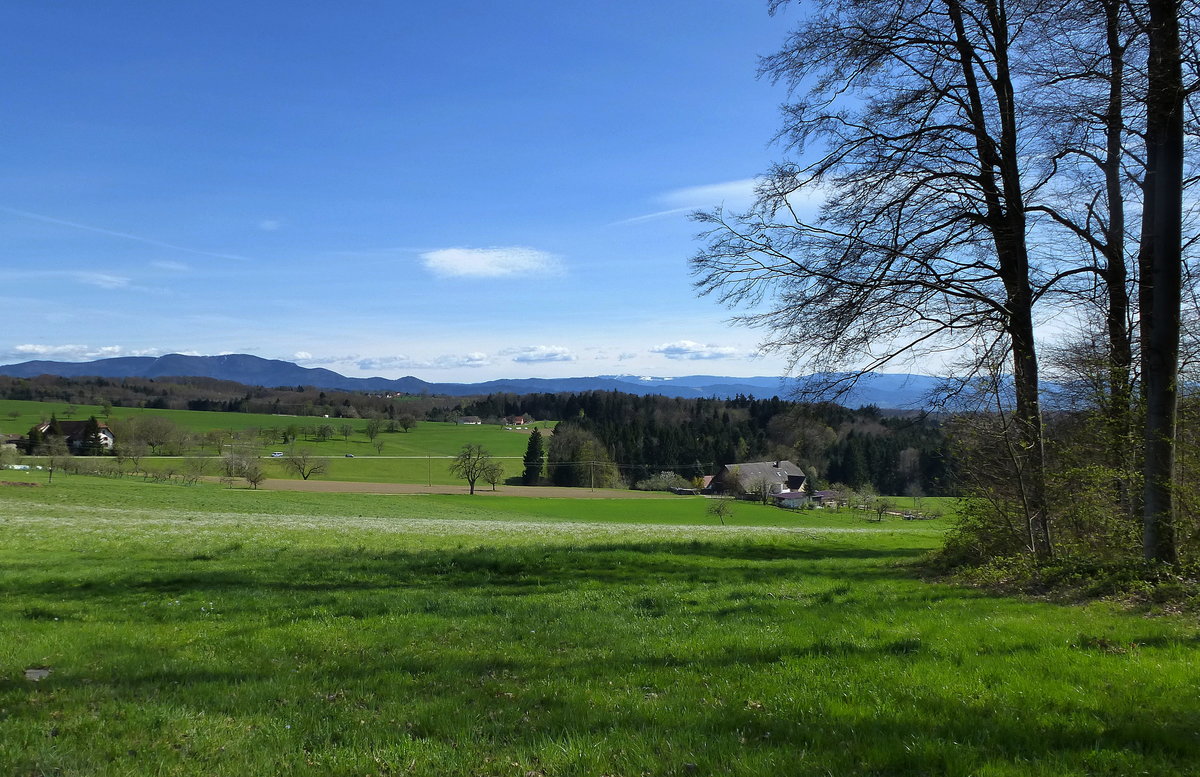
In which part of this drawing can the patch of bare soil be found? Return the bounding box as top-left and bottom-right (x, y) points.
(252, 479), (677, 499)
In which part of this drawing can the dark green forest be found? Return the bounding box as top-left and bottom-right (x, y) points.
(460, 391), (952, 495)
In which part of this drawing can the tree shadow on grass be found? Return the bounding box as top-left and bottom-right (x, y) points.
(5, 539), (1199, 774)
(6, 540), (928, 600)
(6, 625), (1197, 776)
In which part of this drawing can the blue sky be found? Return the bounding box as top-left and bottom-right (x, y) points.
(1, 1), (799, 381)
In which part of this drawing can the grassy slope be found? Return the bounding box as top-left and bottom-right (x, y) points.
(1, 478), (1197, 776)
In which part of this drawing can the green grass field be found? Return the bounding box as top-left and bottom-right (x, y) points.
(2, 398), (555, 484)
(2, 477), (1197, 776)
(0, 398), (552, 454)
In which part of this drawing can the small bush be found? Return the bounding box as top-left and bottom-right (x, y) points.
(634, 471), (691, 492)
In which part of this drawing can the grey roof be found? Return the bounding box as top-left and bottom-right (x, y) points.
(719, 460), (805, 487)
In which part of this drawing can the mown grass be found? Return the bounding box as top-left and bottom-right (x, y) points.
(1, 479), (1197, 776)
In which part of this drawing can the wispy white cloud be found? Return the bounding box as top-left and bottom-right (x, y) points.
(357, 352), (492, 371)
(259, 219), (281, 232)
(290, 352), (359, 367)
(151, 260), (190, 272)
(437, 352), (491, 369)
(612, 207), (694, 226)
(5, 343), (164, 362)
(614, 178), (760, 226)
(73, 272), (130, 289)
(650, 340), (739, 360)
(0, 205), (252, 262)
(420, 247), (561, 278)
(658, 178), (759, 209)
(2, 269), (140, 290)
(502, 345), (576, 364)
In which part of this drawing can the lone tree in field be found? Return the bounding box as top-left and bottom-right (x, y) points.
(283, 448), (327, 480)
(450, 443), (493, 495)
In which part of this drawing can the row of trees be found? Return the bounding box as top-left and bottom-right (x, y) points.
(0, 374), (450, 422)
(693, 0), (1196, 565)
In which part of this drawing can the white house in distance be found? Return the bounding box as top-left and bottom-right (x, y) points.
(34, 419), (116, 451)
(457, 416), (483, 425)
(713, 460), (808, 502)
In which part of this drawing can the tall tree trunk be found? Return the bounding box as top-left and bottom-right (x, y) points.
(948, 0), (1051, 556)
(1139, 0), (1184, 565)
(1101, 0), (1135, 515)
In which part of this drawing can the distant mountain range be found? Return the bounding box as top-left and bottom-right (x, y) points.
(0, 353), (946, 408)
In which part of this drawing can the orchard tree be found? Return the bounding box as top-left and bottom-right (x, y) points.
(450, 443), (493, 495)
(243, 460), (267, 490)
(37, 436), (70, 484)
(483, 460), (505, 491)
(283, 448), (327, 480)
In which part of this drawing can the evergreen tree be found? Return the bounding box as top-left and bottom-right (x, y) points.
(26, 424), (44, 452)
(81, 416), (104, 456)
(522, 428), (545, 485)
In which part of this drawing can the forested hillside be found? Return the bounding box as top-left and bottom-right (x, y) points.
(462, 392), (952, 495)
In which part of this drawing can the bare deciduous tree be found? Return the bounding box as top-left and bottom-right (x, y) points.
(283, 448), (327, 481)
(449, 443), (493, 495)
(243, 460), (266, 490)
(694, 0), (1053, 555)
(483, 460), (505, 491)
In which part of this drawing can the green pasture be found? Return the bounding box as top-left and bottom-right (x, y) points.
(0, 397), (552, 464)
(1, 477), (1197, 776)
(0, 398), (294, 435)
(254, 453), (519, 486)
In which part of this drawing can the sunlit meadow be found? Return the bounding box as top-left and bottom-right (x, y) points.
(1, 478), (1197, 776)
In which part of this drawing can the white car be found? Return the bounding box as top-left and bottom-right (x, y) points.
(270, 451), (284, 458)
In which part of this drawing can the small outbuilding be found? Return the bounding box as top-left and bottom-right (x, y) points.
(772, 490), (810, 509)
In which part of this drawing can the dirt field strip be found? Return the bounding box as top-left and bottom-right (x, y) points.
(236, 478), (682, 499)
